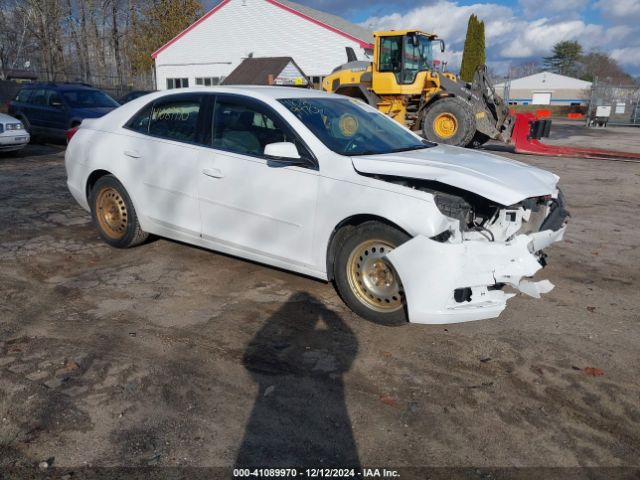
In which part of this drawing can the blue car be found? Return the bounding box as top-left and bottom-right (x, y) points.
(8, 83), (119, 141)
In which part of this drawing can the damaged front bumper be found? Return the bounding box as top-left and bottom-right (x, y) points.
(386, 227), (566, 324)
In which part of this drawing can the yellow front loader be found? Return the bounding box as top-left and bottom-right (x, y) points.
(322, 30), (514, 147)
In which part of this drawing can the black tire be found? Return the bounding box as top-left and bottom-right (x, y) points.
(468, 131), (491, 149)
(89, 175), (148, 248)
(422, 97), (476, 147)
(333, 221), (410, 326)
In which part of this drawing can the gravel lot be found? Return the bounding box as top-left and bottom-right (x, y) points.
(1, 124), (639, 475)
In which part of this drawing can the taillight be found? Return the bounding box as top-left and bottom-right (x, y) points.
(66, 126), (79, 143)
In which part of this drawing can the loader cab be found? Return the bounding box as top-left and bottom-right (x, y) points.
(373, 31), (441, 95)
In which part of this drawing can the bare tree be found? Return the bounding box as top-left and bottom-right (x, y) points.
(0, 0), (36, 79)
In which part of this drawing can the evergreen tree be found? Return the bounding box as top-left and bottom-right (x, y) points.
(543, 41), (583, 77)
(476, 19), (486, 68)
(460, 14), (486, 82)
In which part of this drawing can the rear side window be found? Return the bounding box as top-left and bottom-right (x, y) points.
(127, 104), (152, 134)
(148, 97), (202, 143)
(14, 89), (33, 103)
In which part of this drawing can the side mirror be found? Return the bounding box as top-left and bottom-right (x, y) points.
(439, 39), (446, 53)
(264, 142), (301, 160)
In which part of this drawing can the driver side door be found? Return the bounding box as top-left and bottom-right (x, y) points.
(197, 94), (320, 268)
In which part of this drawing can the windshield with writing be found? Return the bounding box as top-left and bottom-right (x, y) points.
(279, 97), (432, 156)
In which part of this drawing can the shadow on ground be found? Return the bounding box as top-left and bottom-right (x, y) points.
(235, 292), (360, 468)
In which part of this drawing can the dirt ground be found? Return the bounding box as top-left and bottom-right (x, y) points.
(0, 123), (639, 476)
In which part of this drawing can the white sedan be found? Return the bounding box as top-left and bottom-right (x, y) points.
(0, 113), (30, 152)
(65, 87), (568, 325)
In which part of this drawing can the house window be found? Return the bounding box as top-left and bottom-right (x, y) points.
(167, 78), (189, 89)
(195, 77), (222, 86)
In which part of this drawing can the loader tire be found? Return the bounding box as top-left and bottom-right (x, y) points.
(422, 97), (476, 147)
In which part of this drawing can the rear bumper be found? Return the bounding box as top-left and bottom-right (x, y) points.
(386, 227), (566, 324)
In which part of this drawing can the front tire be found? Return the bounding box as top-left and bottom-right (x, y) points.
(422, 97), (475, 147)
(90, 175), (148, 248)
(333, 222), (410, 325)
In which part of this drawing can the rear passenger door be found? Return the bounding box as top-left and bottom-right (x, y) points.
(121, 93), (205, 238)
(197, 94), (319, 267)
(26, 88), (48, 129)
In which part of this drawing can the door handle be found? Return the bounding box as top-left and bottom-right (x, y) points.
(124, 150), (141, 158)
(202, 168), (224, 178)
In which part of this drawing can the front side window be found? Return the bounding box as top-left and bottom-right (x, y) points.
(148, 98), (201, 143)
(279, 97), (432, 156)
(62, 90), (119, 108)
(211, 99), (296, 156)
(45, 90), (63, 107)
(30, 89), (47, 105)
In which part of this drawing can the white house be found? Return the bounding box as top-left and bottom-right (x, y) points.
(151, 0), (374, 90)
(495, 72), (593, 106)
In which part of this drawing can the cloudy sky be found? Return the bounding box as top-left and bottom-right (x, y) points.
(229, 0), (640, 76)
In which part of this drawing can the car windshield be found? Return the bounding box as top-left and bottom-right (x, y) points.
(279, 97), (433, 156)
(62, 90), (119, 108)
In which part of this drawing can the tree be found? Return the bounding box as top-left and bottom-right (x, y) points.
(129, 0), (203, 74)
(460, 14), (486, 82)
(543, 41), (582, 77)
(509, 60), (542, 79)
(581, 52), (636, 84)
(0, 1), (34, 79)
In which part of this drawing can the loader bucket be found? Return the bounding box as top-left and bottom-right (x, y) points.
(512, 113), (640, 161)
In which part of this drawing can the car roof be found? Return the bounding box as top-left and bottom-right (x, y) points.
(156, 85), (334, 100)
(20, 83), (99, 91)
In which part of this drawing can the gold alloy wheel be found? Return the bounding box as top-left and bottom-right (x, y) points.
(95, 187), (128, 240)
(433, 112), (458, 139)
(346, 239), (403, 312)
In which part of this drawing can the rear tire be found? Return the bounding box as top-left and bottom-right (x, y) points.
(422, 97), (475, 147)
(89, 175), (148, 248)
(333, 222), (410, 326)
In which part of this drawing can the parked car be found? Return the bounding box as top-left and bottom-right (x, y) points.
(119, 90), (153, 104)
(8, 83), (119, 141)
(65, 87), (569, 325)
(0, 113), (30, 153)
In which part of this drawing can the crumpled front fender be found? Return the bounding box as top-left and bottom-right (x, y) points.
(386, 227), (565, 324)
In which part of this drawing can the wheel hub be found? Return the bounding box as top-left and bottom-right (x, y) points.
(347, 240), (403, 312)
(96, 187), (128, 240)
(433, 113), (458, 139)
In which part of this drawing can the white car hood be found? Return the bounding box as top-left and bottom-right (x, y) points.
(351, 144), (559, 206)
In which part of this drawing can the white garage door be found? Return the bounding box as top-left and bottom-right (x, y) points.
(532, 92), (552, 105)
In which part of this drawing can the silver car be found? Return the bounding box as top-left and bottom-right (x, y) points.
(0, 113), (30, 153)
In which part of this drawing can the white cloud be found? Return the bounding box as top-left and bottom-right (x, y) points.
(594, 0), (640, 23)
(519, 0), (588, 16)
(360, 0), (640, 74)
(611, 47), (640, 68)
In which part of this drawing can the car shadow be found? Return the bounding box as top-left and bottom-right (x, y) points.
(235, 291), (360, 468)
